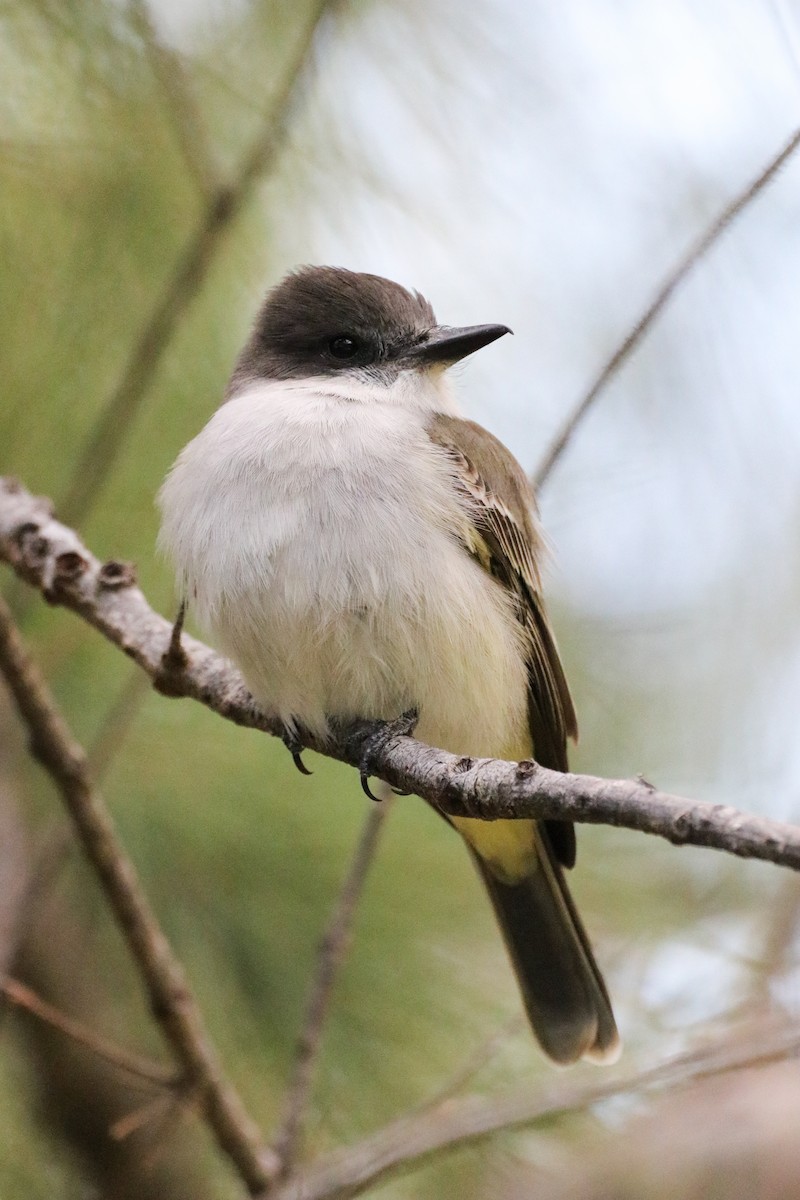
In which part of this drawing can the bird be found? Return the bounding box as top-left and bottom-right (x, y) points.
(158, 265), (619, 1065)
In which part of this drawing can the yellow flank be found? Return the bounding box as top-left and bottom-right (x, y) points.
(463, 523), (493, 572)
(447, 723), (538, 885)
(452, 815), (538, 884)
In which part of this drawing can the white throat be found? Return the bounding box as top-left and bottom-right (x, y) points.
(229, 364), (460, 416)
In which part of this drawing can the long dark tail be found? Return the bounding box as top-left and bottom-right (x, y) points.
(473, 831), (619, 1065)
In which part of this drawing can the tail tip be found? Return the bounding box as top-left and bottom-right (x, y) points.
(582, 1028), (622, 1066)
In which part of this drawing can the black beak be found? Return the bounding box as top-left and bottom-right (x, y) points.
(404, 323), (512, 366)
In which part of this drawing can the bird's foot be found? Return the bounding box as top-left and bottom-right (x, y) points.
(358, 708), (419, 801)
(282, 722), (313, 776)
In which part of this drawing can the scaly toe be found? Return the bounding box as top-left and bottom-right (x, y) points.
(358, 708), (419, 800)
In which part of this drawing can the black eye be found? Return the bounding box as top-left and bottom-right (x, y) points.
(328, 334), (360, 359)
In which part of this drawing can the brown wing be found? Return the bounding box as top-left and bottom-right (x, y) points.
(427, 413), (578, 867)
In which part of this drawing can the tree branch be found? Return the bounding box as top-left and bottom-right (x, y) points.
(268, 1020), (800, 1200)
(2, 475), (799, 874)
(533, 124), (800, 489)
(412, 1013), (524, 1113)
(130, 0), (220, 200)
(275, 792), (394, 1174)
(2, 975), (176, 1087)
(60, 0), (334, 527)
(751, 872), (800, 1001)
(0, 585), (278, 1194)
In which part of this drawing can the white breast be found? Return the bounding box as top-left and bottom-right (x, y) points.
(158, 378), (531, 759)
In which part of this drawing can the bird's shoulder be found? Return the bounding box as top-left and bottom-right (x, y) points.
(426, 412), (544, 589)
(426, 410), (578, 777)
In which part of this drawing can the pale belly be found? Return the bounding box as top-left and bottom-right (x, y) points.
(159, 382), (532, 761)
(210, 527), (531, 762)
(159, 381), (538, 879)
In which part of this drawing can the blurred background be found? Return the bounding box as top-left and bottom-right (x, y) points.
(3, 0), (800, 1196)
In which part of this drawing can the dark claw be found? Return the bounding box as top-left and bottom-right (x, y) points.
(292, 751), (313, 777)
(360, 772), (383, 802)
(358, 708), (419, 801)
(282, 723), (312, 776)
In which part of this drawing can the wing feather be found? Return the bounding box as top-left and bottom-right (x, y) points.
(428, 415), (578, 867)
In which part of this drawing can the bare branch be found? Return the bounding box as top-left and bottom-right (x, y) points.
(768, 0), (800, 85)
(60, 0), (334, 527)
(2, 975), (176, 1087)
(88, 667), (151, 781)
(533, 124), (800, 489)
(269, 1020), (800, 1200)
(751, 873), (800, 1001)
(0, 765), (28, 975)
(412, 1014), (525, 1113)
(2, 477), (799, 874)
(110, 1091), (178, 1142)
(275, 792), (394, 1174)
(129, 0), (219, 198)
(0, 587), (278, 1194)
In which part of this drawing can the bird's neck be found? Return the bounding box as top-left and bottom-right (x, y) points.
(228, 368), (461, 418)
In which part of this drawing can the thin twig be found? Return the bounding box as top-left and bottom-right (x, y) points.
(2, 975), (176, 1086)
(0, 767), (28, 975)
(110, 1090), (178, 1141)
(0, 592), (278, 1194)
(130, 0), (219, 198)
(533, 124), (800, 489)
(60, 0), (334, 528)
(2, 477), (800, 875)
(413, 1014), (525, 1114)
(270, 1020), (800, 1200)
(275, 791), (394, 1174)
(751, 873), (800, 1002)
(89, 666), (151, 781)
(769, 0), (800, 86)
